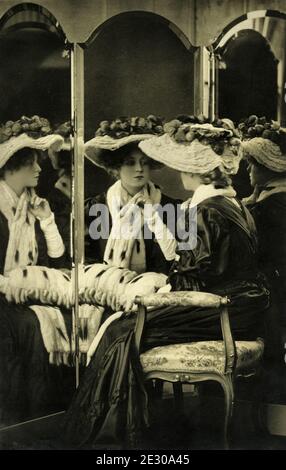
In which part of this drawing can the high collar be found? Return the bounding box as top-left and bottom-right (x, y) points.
(181, 184), (237, 210)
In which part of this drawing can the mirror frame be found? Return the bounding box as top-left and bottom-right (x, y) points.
(0, 1), (76, 427)
(208, 9), (286, 119)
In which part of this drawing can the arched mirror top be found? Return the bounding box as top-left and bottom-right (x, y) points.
(82, 10), (195, 51)
(212, 9), (286, 125)
(211, 9), (286, 53)
(0, 2), (69, 45)
(0, 1), (74, 431)
(82, 10), (197, 202)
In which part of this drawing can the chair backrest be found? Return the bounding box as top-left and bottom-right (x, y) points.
(134, 292), (231, 364)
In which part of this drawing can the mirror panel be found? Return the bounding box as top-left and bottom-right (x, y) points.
(0, 5), (75, 428)
(214, 13), (286, 199)
(215, 10), (286, 405)
(84, 12), (196, 204)
(76, 12), (197, 385)
(216, 13), (286, 124)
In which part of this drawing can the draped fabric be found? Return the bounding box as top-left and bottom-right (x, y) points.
(85, 191), (177, 275)
(0, 182), (38, 275)
(63, 196), (269, 449)
(103, 180), (161, 274)
(0, 209), (71, 425)
(0, 296), (73, 425)
(248, 191), (286, 361)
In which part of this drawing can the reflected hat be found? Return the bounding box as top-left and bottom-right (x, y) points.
(242, 137), (286, 173)
(140, 120), (241, 175)
(48, 121), (73, 170)
(84, 115), (164, 168)
(0, 116), (64, 169)
(238, 115), (286, 173)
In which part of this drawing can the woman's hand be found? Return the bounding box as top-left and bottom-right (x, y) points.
(120, 292), (138, 315)
(29, 194), (52, 220)
(135, 194), (153, 209)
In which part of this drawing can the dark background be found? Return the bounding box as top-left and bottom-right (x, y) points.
(84, 14), (195, 201)
(0, 27), (71, 198)
(0, 27), (70, 125)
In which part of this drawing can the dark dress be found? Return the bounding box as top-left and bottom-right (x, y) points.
(85, 192), (179, 275)
(63, 196), (269, 448)
(48, 187), (71, 258)
(0, 212), (72, 426)
(248, 192), (286, 361)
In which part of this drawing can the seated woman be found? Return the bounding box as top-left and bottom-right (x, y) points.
(0, 116), (72, 425)
(240, 117), (286, 362)
(84, 116), (178, 275)
(63, 119), (269, 449)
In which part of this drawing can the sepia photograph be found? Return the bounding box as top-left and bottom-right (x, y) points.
(0, 0), (286, 455)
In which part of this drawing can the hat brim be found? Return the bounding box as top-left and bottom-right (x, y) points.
(0, 133), (64, 168)
(48, 137), (73, 170)
(84, 134), (156, 168)
(139, 134), (223, 174)
(241, 138), (286, 173)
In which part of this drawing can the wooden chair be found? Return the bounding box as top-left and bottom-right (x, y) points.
(134, 291), (265, 449)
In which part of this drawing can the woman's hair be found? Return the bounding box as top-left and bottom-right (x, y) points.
(97, 142), (163, 175)
(200, 166), (232, 188)
(0, 147), (40, 179)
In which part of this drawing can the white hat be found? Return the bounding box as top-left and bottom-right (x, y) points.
(84, 134), (153, 168)
(83, 115), (164, 168)
(0, 133), (64, 168)
(140, 134), (223, 173)
(139, 123), (241, 175)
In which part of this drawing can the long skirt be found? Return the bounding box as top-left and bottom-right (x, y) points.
(63, 281), (269, 449)
(0, 295), (73, 426)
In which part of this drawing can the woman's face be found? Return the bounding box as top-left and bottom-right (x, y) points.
(118, 148), (151, 191)
(180, 172), (202, 191)
(14, 152), (42, 188)
(247, 161), (268, 188)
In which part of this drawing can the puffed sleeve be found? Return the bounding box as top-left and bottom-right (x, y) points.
(169, 205), (230, 291)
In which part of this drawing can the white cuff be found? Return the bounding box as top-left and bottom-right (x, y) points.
(39, 212), (55, 228)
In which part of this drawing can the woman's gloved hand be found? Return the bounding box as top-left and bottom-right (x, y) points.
(29, 194), (52, 220)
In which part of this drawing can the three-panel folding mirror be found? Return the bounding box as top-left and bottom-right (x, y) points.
(0, 4), (285, 430)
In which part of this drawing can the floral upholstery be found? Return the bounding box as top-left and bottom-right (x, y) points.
(140, 339), (264, 376)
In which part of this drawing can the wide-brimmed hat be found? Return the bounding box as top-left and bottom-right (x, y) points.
(0, 116), (64, 169)
(242, 137), (286, 173)
(84, 116), (164, 168)
(238, 115), (286, 173)
(139, 121), (241, 175)
(48, 121), (73, 170)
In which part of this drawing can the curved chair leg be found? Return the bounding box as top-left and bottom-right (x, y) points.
(220, 375), (235, 450)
